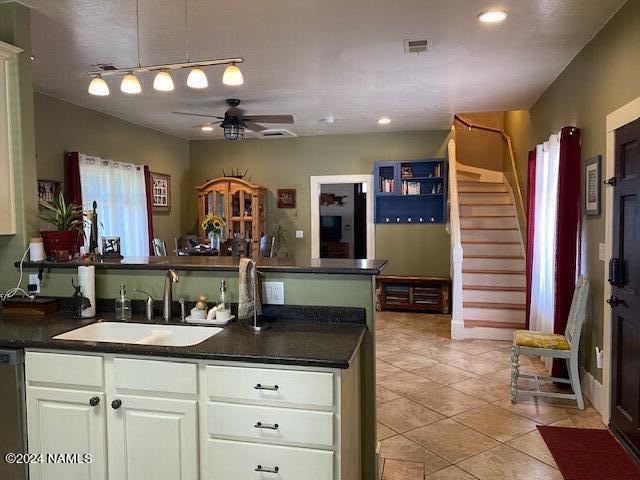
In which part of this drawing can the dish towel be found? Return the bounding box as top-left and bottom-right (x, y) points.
(238, 258), (262, 320)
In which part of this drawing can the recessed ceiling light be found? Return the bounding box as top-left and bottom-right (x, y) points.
(378, 117), (391, 125)
(478, 9), (508, 23)
(321, 115), (335, 124)
(201, 125), (214, 132)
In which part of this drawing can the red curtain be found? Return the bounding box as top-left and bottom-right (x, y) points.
(525, 149), (537, 329)
(143, 166), (155, 256)
(65, 152), (82, 206)
(552, 126), (581, 377)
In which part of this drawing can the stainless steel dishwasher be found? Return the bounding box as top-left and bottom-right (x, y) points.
(0, 348), (28, 480)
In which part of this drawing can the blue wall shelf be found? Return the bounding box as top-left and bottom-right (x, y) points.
(374, 158), (448, 224)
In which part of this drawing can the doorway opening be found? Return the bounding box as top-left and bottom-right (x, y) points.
(310, 175), (375, 259)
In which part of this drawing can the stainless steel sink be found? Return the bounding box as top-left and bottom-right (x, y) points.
(53, 322), (223, 347)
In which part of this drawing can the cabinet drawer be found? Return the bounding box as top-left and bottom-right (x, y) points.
(207, 439), (334, 480)
(206, 365), (334, 408)
(26, 351), (103, 388)
(113, 357), (198, 395)
(208, 401), (334, 447)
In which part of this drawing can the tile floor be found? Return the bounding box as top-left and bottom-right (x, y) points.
(376, 311), (606, 480)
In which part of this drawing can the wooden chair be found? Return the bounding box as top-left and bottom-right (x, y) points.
(152, 238), (167, 256)
(511, 276), (589, 410)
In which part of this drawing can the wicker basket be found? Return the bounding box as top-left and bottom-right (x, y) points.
(40, 230), (83, 257)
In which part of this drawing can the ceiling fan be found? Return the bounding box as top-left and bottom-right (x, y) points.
(172, 98), (294, 140)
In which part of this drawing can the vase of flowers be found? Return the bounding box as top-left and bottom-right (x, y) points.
(201, 214), (226, 250)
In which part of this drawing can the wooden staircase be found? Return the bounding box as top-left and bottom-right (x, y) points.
(457, 175), (527, 336)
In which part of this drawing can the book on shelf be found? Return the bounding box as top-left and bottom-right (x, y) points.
(402, 181), (421, 195)
(380, 178), (395, 193)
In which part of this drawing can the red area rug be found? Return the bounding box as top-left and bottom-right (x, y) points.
(537, 426), (640, 480)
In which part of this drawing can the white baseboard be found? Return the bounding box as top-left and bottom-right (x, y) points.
(580, 366), (605, 417)
(451, 322), (515, 341)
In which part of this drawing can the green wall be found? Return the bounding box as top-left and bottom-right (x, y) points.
(507, 0), (640, 381)
(189, 131), (452, 276)
(33, 92), (190, 244)
(0, 3), (38, 293)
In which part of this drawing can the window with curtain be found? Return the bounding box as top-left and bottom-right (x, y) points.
(529, 134), (560, 335)
(79, 154), (150, 256)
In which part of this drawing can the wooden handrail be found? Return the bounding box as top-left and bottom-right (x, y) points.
(453, 114), (526, 219)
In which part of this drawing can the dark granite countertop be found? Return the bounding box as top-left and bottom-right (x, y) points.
(0, 312), (365, 369)
(18, 256), (387, 275)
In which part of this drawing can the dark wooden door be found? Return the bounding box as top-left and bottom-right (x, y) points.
(610, 116), (640, 458)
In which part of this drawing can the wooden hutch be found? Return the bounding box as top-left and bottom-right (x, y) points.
(196, 177), (268, 257)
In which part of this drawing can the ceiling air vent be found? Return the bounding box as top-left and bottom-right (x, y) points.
(404, 39), (429, 54)
(258, 129), (298, 139)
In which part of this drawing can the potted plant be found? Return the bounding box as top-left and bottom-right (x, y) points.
(272, 223), (290, 257)
(201, 214), (226, 250)
(39, 192), (84, 258)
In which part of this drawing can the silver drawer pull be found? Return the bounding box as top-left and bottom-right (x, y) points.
(255, 465), (279, 474)
(254, 421), (279, 430)
(254, 383), (279, 391)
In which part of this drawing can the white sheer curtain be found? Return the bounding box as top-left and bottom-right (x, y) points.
(529, 133), (560, 334)
(79, 154), (150, 257)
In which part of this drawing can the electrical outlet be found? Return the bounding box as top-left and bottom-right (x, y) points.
(295, 230), (304, 239)
(263, 282), (284, 305)
(28, 274), (40, 294)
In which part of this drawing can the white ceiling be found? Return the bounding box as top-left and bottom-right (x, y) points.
(21, 0), (625, 139)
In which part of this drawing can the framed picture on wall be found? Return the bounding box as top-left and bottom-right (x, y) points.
(37, 179), (62, 208)
(584, 155), (601, 216)
(277, 189), (296, 208)
(151, 172), (171, 213)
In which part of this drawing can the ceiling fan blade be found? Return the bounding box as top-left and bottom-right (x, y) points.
(243, 114), (294, 124)
(172, 111), (224, 119)
(244, 121), (267, 132)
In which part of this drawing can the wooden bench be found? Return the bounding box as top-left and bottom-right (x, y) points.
(376, 276), (451, 314)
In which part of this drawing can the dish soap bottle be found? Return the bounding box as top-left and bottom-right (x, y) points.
(115, 283), (132, 320)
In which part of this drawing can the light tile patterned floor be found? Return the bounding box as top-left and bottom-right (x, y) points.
(376, 311), (606, 480)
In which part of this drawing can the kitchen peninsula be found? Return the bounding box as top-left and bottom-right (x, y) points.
(8, 256), (385, 480)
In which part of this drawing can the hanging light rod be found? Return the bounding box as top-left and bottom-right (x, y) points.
(88, 57), (244, 77)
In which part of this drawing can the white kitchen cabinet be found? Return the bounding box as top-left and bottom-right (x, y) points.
(25, 349), (361, 480)
(25, 386), (106, 480)
(107, 395), (198, 480)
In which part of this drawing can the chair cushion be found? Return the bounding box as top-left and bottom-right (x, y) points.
(514, 330), (571, 350)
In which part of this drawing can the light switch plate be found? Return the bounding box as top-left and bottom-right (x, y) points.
(295, 230), (304, 239)
(599, 243), (606, 262)
(263, 282), (284, 305)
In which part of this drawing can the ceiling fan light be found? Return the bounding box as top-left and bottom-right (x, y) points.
(187, 67), (208, 89)
(88, 74), (110, 96)
(201, 125), (214, 132)
(153, 70), (174, 91)
(120, 72), (142, 94)
(222, 63), (243, 86)
(478, 9), (508, 23)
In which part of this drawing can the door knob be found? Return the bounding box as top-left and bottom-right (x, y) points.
(607, 295), (620, 307)
(111, 399), (122, 410)
(89, 396), (100, 407)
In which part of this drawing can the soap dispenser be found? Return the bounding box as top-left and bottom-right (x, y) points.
(115, 284), (132, 320)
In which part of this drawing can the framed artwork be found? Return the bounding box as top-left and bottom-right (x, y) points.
(584, 155), (601, 216)
(151, 172), (171, 213)
(277, 189), (296, 208)
(37, 179), (62, 207)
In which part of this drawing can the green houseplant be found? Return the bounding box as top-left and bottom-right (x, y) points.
(39, 192), (84, 257)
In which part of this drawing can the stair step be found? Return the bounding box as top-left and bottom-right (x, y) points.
(459, 205), (516, 217)
(461, 229), (521, 242)
(464, 320), (526, 329)
(459, 192), (512, 205)
(464, 305), (526, 323)
(460, 216), (518, 229)
(463, 269), (525, 275)
(465, 255), (523, 259)
(460, 227), (518, 231)
(464, 302), (526, 310)
(463, 285), (526, 291)
(462, 243), (523, 256)
(463, 271), (526, 288)
(463, 288), (526, 304)
(458, 184), (509, 193)
(463, 257), (525, 271)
